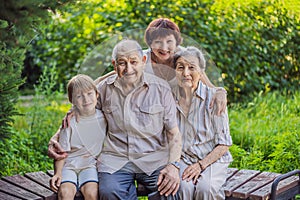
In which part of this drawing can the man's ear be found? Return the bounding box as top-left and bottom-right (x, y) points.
(142, 55), (147, 63)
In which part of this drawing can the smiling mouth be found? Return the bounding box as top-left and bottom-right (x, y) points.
(159, 51), (169, 56)
(124, 72), (136, 77)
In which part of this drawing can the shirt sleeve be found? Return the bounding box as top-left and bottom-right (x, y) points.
(162, 88), (178, 131)
(212, 108), (232, 146)
(59, 128), (71, 152)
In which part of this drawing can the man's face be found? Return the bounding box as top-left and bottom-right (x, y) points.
(113, 52), (146, 85)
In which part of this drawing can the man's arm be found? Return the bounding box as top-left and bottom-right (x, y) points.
(94, 70), (116, 85)
(47, 128), (68, 160)
(157, 126), (182, 196)
(167, 126), (182, 163)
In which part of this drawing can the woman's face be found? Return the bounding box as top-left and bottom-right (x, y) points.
(150, 34), (177, 63)
(175, 55), (202, 90)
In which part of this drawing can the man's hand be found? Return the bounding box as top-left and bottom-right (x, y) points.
(157, 164), (180, 196)
(182, 163), (202, 184)
(50, 174), (62, 192)
(210, 88), (227, 116)
(47, 135), (68, 161)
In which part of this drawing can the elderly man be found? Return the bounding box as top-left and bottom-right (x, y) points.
(97, 39), (182, 200)
(48, 39), (182, 200)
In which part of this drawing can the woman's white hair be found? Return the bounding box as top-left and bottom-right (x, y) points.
(173, 46), (206, 70)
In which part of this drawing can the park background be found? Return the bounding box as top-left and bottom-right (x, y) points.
(0, 0), (299, 181)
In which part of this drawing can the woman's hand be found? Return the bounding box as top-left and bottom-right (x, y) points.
(182, 162), (202, 184)
(210, 88), (227, 115)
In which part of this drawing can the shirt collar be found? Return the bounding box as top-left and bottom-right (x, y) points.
(195, 81), (206, 100)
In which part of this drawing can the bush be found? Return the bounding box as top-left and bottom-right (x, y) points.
(0, 43), (24, 139)
(229, 91), (300, 173)
(26, 0), (299, 103)
(0, 65), (70, 177)
(0, 0), (73, 140)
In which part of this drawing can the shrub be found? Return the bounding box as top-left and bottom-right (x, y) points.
(229, 91), (300, 173)
(26, 0), (300, 103)
(0, 65), (70, 177)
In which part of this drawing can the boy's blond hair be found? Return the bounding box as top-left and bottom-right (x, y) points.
(67, 74), (97, 103)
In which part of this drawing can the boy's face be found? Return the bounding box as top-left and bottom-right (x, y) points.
(73, 89), (98, 117)
(113, 52), (146, 86)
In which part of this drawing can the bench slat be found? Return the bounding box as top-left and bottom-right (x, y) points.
(2, 174), (55, 200)
(226, 168), (239, 180)
(24, 171), (53, 190)
(231, 172), (278, 199)
(0, 180), (42, 200)
(249, 175), (299, 200)
(0, 191), (23, 200)
(223, 169), (261, 197)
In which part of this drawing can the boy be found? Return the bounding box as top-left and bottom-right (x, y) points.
(50, 74), (106, 200)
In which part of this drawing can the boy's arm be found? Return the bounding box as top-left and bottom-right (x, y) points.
(50, 159), (65, 192)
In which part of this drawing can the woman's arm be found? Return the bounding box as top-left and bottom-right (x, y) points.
(201, 72), (227, 115)
(181, 144), (229, 184)
(198, 144), (229, 170)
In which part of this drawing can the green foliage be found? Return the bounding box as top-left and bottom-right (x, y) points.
(0, 0), (72, 140)
(229, 91), (300, 173)
(0, 65), (70, 177)
(0, 43), (24, 139)
(26, 0), (299, 103)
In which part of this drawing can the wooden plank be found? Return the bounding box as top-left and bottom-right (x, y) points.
(24, 171), (52, 190)
(0, 180), (42, 200)
(231, 172), (278, 199)
(249, 175), (299, 200)
(223, 169), (261, 197)
(0, 191), (23, 200)
(47, 170), (54, 177)
(2, 174), (55, 200)
(227, 168), (239, 180)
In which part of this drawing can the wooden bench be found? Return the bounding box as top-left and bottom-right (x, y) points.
(0, 168), (299, 200)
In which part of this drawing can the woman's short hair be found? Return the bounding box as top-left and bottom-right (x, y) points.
(67, 74), (97, 103)
(173, 46), (206, 70)
(144, 18), (182, 47)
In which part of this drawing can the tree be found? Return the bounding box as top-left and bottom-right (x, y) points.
(0, 0), (72, 140)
